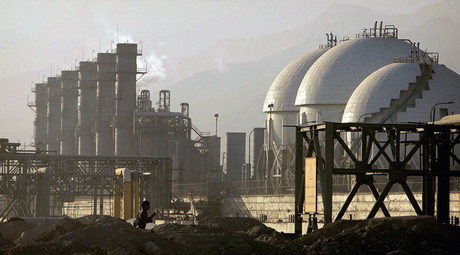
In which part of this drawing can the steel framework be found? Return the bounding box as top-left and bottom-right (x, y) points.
(0, 142), (171, 220)
(295, 122), (460, 234)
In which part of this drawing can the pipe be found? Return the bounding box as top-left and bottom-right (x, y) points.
(379, 21), (383, 37)
(133, 171), (140, 216)
(374, 21), (377, 37)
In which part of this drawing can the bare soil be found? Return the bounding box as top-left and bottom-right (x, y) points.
(0, 215), (458, 254)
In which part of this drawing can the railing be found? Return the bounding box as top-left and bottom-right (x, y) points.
(137, 67), (147, 73)
(173, 177), (460, 198)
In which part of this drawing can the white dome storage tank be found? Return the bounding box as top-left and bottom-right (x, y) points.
(342, 60), (460, 172)
(295, 28), (413, 124)
(342, 62), (460, 124)
(263, 48), (328, 178)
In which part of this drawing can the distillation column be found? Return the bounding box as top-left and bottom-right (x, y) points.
(114, 43), (140, 156)
(34, 83), (48, 151)
(95, 53), (116, 156)
(60, 70), (79, 155)
(46, 77), (61, 154)
(77, 62), (98, 155)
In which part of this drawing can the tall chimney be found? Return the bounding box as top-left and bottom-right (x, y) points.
(95, 53), (117, 156)
(46, 77), (61, 154)
(114, 43), (140, 156)
(60, 70), (79, 155)
(77, 62), (98, 155)
(34, 82), (48, 151)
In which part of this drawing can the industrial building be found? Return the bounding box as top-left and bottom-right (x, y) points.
(3, 42), (224, 220)
(30, 43), (220, 186)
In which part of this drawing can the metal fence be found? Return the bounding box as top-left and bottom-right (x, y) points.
(174, 176), (460, 198)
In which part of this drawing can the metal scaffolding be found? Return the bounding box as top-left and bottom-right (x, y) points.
(0, 139), (171, 220)
(294, 122), (460, 234)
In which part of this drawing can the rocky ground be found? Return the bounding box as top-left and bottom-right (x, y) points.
(0, 215), (459, 254)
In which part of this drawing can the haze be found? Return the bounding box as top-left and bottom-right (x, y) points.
(2, 0), (457, 146)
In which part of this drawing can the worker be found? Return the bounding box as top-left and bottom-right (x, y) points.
(134, 200), (156, 229)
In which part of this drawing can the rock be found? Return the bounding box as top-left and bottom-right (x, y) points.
(144, 241), (162, 255)
(35, 218), (85, 242)
(109, 247), (129, 255)
(0, 231), (13, 247)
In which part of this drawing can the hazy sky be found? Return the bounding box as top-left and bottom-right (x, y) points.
(0, 0), (448, 145)
(0, 0), (442, 79)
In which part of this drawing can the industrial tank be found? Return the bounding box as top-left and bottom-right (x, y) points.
(263, 48), (328, 178)
(295, 28), (413, 124)
(342, 62), (460, 124)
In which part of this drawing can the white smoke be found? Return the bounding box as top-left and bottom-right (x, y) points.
(112, 30), (134, 44)
(137, 53), (168, 88)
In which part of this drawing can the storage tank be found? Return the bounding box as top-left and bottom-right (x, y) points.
(77, 61), (98, 155)
(263, 48), (328, 178)
(295, 25), (413, 124)
(60, 70), (79, 155)
(34, 83), (48, 151)
(342, 59), (460, 173)
(343, 62), (460, 124)
(114, 43), (140, 156)
(95, 53), (116, 156)
(224, 132), (246, 182)
(46, 77), (61, 154)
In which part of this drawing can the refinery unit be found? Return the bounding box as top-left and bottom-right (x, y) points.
(31, 43), (221, 185)
(1, 22), (460, 226)
(0, 42), (223, 220)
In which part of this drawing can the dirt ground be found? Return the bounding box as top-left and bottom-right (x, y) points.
(0, 215), (459, 254)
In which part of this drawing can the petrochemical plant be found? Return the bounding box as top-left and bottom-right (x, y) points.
(1, 22), (460, 228)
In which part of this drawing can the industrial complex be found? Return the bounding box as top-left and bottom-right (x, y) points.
(1, 22), (460, 236)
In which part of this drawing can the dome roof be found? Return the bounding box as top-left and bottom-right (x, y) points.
(263, 48), (327, 112)
(295, 37), (413, 106)
(342, 62), (460, 123)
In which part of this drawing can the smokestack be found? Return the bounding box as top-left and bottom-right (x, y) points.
(60, 70), (79, 155)
(95, 53), (117, 156)
(77, 61), (98, 155)
(114, 43), (140, 156)
(46, 77), (61, 154)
